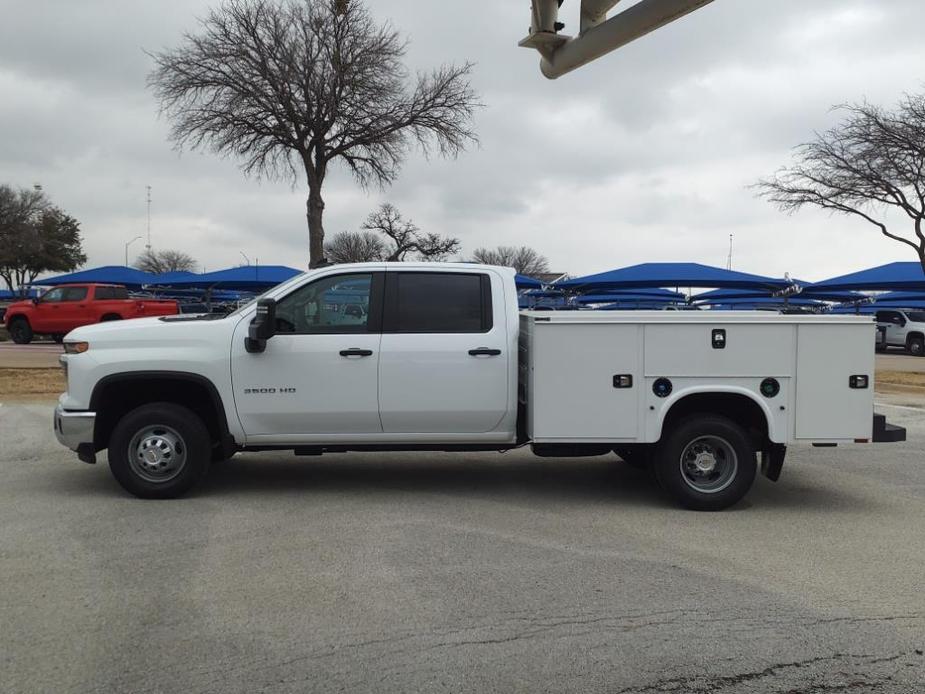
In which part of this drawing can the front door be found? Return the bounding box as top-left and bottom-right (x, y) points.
(377, 270), (510, 434)
(231, 271), (384, 438)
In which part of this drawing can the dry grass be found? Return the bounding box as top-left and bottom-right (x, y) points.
(875, 370), (925, 390)
(0, 368), (65, 399)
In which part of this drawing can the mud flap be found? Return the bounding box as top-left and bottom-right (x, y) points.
(760, 443), (786, 482)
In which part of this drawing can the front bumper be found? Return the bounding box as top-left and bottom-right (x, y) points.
(53, 405), (97, 463)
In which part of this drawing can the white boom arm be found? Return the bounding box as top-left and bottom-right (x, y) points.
(520, 0), (716, 79)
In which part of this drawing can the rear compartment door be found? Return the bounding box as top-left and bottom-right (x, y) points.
(795, 324), (874, 439)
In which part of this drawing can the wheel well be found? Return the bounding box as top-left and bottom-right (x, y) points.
(6, 313), (27, 325)
(661, 393), (769, 450)
(905, 332), (924, 343)
(90, 374), (232, 455)
(100, 313), (122, 322)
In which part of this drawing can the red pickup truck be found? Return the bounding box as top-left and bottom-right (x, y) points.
(3, 284), (178, 344)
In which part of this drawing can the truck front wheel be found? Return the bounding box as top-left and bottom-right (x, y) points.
(8, 317), (33, 344)
(108, 403), (211, 499)
(908, 336), (924, 357)
(654, 415), (756, 511)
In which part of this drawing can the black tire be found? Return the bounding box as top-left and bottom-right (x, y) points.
(8, 317), (33, 344)
(52, 333), (65, 344)
(908, 337), (924, 357)
(653, 415), (756, 511)
(100, 314), (122, 322)
(108, 402), (211, 499)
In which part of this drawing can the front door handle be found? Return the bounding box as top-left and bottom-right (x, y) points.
(339, 348), (373, 357)
(468, 348), (501, 356)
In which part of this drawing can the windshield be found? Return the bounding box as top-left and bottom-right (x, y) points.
(906, 311), (925, 322)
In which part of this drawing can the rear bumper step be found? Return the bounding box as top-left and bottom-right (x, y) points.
(873, 413), (906, 443)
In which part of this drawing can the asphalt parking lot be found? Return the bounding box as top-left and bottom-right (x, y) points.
(1, 398), (923, 693)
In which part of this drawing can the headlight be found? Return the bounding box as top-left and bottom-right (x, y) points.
(63, 341), (89, 354)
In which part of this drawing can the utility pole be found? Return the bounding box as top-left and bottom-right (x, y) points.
(726, 234), (733, 270)
(146, 185), (152, 251)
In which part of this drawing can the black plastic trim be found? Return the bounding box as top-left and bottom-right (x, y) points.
(89, 371), (235, 453)
(872, 413), (906, 443)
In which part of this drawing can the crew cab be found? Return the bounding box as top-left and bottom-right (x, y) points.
(4, 284), (178, 344)
(53, 263), (905, 510)
(875, 309), (925, 356)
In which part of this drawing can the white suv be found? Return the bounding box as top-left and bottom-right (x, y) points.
(875, 309), (925, 356)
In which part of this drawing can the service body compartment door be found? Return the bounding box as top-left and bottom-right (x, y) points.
(645, 323), (794, 377)
(529, 323), (641, 440)
(795, 324), (874, 440)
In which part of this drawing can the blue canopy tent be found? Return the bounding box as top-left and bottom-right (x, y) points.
(34, 265), (155, 289)
(810, 262), (925, 291)
(693, 285), (862, 304)
(560, 263), (791, 292)
(163, 265), (303, 291)
(514, 274), (544, 289)
(698, 296), (826, 310)
(146, 270), (201, 285)
(574, 291), (683, 306)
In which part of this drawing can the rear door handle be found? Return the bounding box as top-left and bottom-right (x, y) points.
(339, 348), (373, 357)
(468, 348), (501, 356)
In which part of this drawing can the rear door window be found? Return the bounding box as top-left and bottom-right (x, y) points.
(94, 286), (129, 300)
(385, 272), (492, 333)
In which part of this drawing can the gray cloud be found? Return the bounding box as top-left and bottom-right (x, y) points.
(1, 0), (924, 280)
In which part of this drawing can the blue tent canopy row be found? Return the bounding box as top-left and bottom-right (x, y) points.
(811, 262), (925, 291)
(692, 286), (863, 304)
(33, 265), (155, 289)
(157, 265), (302, 291)
(514, 274), (544, 289)
(698, 296), (827, 308)
(560, 263), (791, 292)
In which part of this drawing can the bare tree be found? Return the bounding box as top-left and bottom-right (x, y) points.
(471, 245), (549, 275)
(324, 230), (384, 263)
(148, 0), (479, 267)
(135, 248), (198, 274)
(361, 203), (459, 261)
(755, 94), (925, 270)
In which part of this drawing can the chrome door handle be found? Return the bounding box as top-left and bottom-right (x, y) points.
(468, 348), (501, 356)
(339, 348), (373, 357)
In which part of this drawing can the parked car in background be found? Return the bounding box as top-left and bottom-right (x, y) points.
(875, 309), (925, 356)
(2, 284), (178, 344)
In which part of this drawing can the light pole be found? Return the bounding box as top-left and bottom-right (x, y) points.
(125, 236), (142, 266)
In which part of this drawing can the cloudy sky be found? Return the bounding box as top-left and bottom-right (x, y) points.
(1, 0), (924, 280)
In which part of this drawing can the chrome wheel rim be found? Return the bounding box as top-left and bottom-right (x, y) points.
(679, 435), (738, 494)
(128, 425), (187, 483)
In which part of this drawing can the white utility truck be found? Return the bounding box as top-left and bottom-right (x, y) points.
(54, 263), (905, 510)
(875, 309), (925, 356)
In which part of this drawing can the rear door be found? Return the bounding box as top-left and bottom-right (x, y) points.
(378, 270), (509, 434)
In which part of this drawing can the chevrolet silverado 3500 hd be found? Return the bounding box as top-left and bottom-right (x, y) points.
(53, 263), (905, 510)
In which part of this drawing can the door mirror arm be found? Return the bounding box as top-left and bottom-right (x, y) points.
(245, 298), (277, 353)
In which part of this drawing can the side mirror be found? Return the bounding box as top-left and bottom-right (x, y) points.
(245, 298), (277, 353)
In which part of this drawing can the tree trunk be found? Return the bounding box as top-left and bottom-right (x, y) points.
(306, 185), (325, 268)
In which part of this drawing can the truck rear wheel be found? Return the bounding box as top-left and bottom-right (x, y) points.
(8, 317), (33, 344)
(108, 402), (211, 499)
(654, 415), (756, 511)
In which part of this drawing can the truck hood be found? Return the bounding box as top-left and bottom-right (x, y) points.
(4, 299), (32, 313)
(67, 313), (243, 348)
